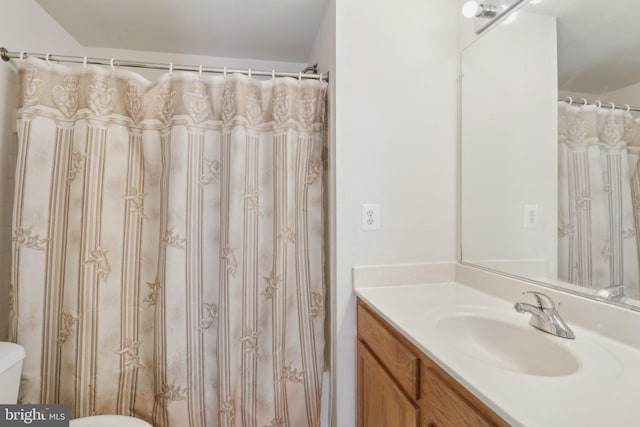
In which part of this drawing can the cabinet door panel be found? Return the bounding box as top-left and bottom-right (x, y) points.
(358, 341), (419, 427)
(423, 369), (493, 427)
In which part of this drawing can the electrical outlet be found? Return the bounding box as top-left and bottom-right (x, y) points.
(362, 204), (380, 230)
(524, 204), (539, 228)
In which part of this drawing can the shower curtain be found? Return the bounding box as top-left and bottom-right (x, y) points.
(9, 58), (326, 427)
(558, 102), (640, 299)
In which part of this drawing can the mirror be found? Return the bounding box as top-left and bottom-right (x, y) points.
(461, 0), (640, 309)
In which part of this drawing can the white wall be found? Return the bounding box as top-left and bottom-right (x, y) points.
(83, 47), (308, 81)
(307, 2), (336, 424)
(0, 0), (84, 340)
(603, 82), (640, 107)
(460, 12), (558, 279)
(334, 0), (458, 424)
(307, 0), (336, 359)
(1, 1), (83, 55)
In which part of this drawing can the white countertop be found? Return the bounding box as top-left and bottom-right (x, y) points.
(356, 282), (640, 427)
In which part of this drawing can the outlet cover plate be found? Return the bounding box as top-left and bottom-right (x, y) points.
(362, 204), (380, 230)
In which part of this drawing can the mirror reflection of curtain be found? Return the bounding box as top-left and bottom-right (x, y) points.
(9, 58), (327, 427)
(558, 102), (640, 299)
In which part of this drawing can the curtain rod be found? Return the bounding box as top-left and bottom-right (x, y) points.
(0, 47), (328, 82)
(559, 97), (640, 113)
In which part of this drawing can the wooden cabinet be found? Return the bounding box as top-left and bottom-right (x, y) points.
(357, 299), (509, 427)
(358, 341), (419, 427)
(422, 369), (493, 427)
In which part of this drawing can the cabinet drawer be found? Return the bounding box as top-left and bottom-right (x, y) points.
(357, 303), (419, 400)
(423, 369), (493, 427)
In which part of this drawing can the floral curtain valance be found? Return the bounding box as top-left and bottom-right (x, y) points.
(19, 59), (326, 130)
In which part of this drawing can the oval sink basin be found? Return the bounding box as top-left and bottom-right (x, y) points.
(437, 313), (580, 377)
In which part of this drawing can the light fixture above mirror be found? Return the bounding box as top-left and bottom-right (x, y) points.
(462, 0), (531, 34)
(462, 1), (498, 18)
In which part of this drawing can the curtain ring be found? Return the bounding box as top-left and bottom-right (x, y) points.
(45, 53), (52, 66)
(110, 58), (117, 72)
(565, 96), (573, 105)
(596, 100), (602, 108)
(625, 104), (631, 113)
(248, 68), (252, 79)
(83, 56), (88, 68)
(199, 65), (203, 77)
(581, 98), (588, 106)
(318, 72), (322, 81)
(272, 70), (275, 80)
(609, 102), (616, 110)
(169, 62), (173, 75)
(224, 66), (227, 78)
(298, 72), (302, 81)
(19, 51), (26, 60)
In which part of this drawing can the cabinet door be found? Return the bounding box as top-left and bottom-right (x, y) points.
(423, 369), (493, 427)
(358, 341), (419, 427)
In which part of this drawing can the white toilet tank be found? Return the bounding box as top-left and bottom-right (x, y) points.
(70, 415), (153, 427)
(0, 342), (25, 404)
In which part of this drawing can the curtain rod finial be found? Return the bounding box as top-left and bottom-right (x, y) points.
(0, 48), (9, 62)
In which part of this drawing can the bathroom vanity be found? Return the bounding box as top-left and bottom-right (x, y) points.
(357, 298), (508, 427)
(354, 271), (640, 427)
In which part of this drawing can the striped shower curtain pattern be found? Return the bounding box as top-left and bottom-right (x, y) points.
(9, 58), (326, 427)
(558, 102), (640, 299)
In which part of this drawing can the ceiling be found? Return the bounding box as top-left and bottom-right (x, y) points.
(527, 0), (640, 94)
(35, 0), (328, 63)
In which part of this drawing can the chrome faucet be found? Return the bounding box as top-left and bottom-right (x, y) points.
(514, 291), (575, 339)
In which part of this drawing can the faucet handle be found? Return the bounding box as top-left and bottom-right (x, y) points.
(522, 291), (556, 309)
